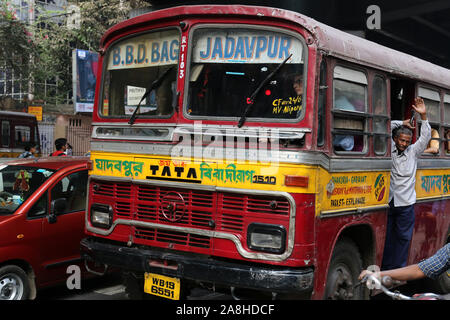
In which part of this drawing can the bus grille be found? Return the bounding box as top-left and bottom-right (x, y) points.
(134, 227), (211, 248)
(91, 181), (290, 250)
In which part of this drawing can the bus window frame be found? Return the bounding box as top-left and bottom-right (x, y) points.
(13, 125), (32, 149)
(418, 85), (441, 156)
(1, 120), (10, 148)
(96, 26), (182, 120)
(316, 58), (327, 148)
(331, 63), (369, 156)
(372, 74), (389, 156)
(443, 92), (450, 155)
(183, 23), (309, 124)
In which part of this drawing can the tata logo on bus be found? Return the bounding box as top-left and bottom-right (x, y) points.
(159, 192), (186, 222)
(374, 174), (386, 202)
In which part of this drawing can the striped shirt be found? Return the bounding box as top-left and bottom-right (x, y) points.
(418, 243), (450, 279)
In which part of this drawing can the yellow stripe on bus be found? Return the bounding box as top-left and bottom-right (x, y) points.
(90, 152), (450, 217)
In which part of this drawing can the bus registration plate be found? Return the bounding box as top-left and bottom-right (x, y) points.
(144, 273), (180, 300)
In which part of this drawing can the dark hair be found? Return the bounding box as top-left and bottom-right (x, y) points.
(393, 126), (413, 138)
(55, 138), (67, 150)
(24, 142), (36, 152)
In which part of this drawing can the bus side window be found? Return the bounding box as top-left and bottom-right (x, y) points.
(444, 94), (450, 155)
(332, 66), (368, 153)
(418, 87), (441, 155)
(372, 76), (388, 155)
(424, 127), (440, 154)
(1, 121), (10, 148)
(14, 125), (31, 148)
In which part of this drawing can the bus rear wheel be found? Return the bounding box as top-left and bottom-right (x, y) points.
(324, 238), (365, 300)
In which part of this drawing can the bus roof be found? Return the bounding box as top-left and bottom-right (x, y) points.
(101, 5), (450, 90)
(0, 111), (37, 118)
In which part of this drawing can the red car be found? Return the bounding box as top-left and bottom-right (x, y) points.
(0, 157), (89, 300)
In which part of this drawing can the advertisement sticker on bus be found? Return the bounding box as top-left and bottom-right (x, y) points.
(320, 171), (390, 214)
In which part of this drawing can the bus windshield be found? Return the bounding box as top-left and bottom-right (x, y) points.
(186, 27), (306, 121)
(100, 29), (180, 118)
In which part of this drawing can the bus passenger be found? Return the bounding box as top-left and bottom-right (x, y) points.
(292, 74), (303, 96)
(382, 97), (431, 270)
(445, 130), (450, 153)
(333, 92), (356, 151)
(424, 128), (440, 154)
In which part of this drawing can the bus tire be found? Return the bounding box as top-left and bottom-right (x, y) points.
(123, 272), (154, 300)
(0, 265), (31, 300)
(324, 238), (365, 300)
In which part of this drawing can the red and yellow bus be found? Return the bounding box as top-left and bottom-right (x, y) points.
(81, 5), (450, 299)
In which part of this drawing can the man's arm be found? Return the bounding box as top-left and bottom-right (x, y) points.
(359, 265), (425, 282)
(410, 97), (431, 155)
(359, 244), (450, 282)
(380, 264), (426, 281)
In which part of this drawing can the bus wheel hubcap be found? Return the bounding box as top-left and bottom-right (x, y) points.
(329, 267), (354, 300)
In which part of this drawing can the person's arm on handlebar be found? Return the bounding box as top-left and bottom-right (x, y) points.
(359, 243), (450, 282)
(359, 264), (425, 282)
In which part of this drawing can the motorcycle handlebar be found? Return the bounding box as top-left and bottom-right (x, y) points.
(361, 274), (413, 300)
(361, 274), (448, 300)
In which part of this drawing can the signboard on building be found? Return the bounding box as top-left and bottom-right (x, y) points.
(72, 49), (98, 113)
(28, 106), (42, 121)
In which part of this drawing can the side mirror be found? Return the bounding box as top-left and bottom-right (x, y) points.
(47, 213), (57, 224)
(49, 198), (67, 223)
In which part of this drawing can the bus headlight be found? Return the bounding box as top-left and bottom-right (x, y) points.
(247, 223), (286, 254)
(90, 204), (113, 229)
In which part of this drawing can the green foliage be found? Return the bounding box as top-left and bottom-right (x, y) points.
(1, 0), (148, 105)
(0, 0), (36, 82)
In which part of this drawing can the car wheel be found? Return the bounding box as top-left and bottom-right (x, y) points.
(0, 265), (31, 300)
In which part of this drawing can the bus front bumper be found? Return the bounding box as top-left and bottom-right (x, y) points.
(80, 237), (314, 295)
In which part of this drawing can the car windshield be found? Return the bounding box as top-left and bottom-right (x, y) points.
(100, 29), (180, 118)
(186, 27), (306, 121)
(0, 165), (55, 215)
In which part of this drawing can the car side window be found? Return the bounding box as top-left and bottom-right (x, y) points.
(50, 170), (88, 214)
(28, 191), (48, 219)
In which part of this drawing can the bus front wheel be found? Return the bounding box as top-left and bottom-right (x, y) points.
(324, 238), (365, 300)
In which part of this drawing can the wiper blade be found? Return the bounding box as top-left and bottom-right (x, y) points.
(128, 66), (174, 125)
(237, 54), (292, 128)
